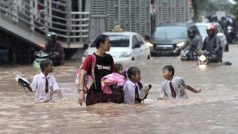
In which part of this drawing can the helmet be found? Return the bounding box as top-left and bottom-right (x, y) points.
(206, 24), (216, 34)
(211, 15), (218, 22)
(187, 28), (196, 38)
(45, 32), (57, 41)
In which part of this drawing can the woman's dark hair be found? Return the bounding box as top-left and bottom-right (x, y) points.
(40, 60), (52, 72)
(114, 63), (123, 73)
(163, 65), (175, 76)
(127, 67), (140, 79)
(95, 34), (109, 48)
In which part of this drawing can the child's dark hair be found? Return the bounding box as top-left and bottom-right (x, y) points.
(95, 34), (109, 48)
(40, 60), (52, 72)
(114, 63), (123, 73)
(127, 67), (140, 79)
(163, 65), (175, 76)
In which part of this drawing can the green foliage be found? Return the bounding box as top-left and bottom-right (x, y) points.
(232, 0), (238, 20)
(192, 0), (217, 22)
(232, 5), (237, 14)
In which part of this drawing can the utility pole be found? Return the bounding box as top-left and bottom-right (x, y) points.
(192, 0), (200, 22)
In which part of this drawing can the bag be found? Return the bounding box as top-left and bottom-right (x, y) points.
(139, 85), (152, 100)
(75, 54), (96, 92)
(15, 75), (32, 92)
(110, 85), (124, 103)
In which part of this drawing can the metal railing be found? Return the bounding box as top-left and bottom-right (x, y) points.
(0, 0), (90, 47)
(155, 0), (192, 25)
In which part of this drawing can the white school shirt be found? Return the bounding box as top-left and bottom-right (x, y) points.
(30, 73), (59, 102)
(159, 76), (188, 99)
(123, 80), (140, 104)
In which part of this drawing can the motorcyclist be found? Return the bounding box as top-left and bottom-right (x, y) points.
(202, 24), (223, 63)
(181, 27), (202, 60)
(44, 32), (65, 66)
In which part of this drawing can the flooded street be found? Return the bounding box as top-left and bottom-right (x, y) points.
(1, 45), (238, 134)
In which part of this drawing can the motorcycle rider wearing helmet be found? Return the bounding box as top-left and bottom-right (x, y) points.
(181, 27), (202, 60)
(202, 24), (223, 63)
(44, 32), (65, 66)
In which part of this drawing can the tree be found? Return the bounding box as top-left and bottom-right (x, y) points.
(191, 0), (217, 22)
(232, 0), (238, 20)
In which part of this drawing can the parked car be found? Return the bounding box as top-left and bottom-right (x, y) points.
(151, 23), (201, 56)
(82, 32), (151, 63)
(196, 22), (229, 52)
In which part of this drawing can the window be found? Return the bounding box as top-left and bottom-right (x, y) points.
(132, 35), (140, 47)
(153, 26), (187, 39)
(136, 35), (144, 45)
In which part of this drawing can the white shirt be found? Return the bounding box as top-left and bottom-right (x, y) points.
(159, 76), (188, 99)
(30, 73), (59, 102)
(123, 80), (140, 104)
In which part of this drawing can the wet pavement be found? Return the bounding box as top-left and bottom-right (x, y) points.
(0, 45), (238, 134)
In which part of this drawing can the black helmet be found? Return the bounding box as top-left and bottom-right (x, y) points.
(211, 15), (218, 22)
(187, 28), (196, 38)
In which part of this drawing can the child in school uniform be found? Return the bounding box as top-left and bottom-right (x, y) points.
(101, 63), (126, 103)
(123, 67), (150, 104)
(158, 65), (201, 100)
(26, 60), (63, 102)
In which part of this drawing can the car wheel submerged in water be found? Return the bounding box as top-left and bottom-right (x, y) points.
(147, 55), (151, 59)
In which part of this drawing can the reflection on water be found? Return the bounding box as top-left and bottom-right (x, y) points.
(0, 45), (238, 134)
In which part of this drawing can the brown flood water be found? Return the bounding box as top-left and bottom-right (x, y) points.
(0, 45), (238, 134)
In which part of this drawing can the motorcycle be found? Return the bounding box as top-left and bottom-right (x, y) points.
(198, 50), (232, 67)
(180, 50), (198, 61)
(227, 24), (238, 44)
(33, 50), (49, 69)
(33, 50), (61, 69)
(197, 50), (220, 65)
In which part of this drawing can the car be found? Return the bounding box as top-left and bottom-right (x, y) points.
(151, 23), (201, 56)
(196, 22), (229, 52)
(82, 31), (151, 63)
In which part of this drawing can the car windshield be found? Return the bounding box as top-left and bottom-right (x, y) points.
(153, 26), (187, 39)
(197, 25), (208, 37)
(91, 35), (129, 47)
(197, 24), (223, 37)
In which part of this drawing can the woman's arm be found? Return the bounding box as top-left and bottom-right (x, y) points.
(78, 69), (87, 105)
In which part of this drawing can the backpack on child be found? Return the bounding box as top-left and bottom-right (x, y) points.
(110, 85), (124, 103)
(101, 72), (126, 104)
(75, 54), (96, 92)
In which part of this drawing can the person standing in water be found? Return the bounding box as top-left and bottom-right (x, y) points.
(78, 34), (114, 106)
(158, 65), (201, 100)
(26, 60), (64, 102)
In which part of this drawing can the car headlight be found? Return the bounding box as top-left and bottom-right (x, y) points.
(120, 52), (131, 57)
(176, 42), (185, 48)
(146, 42), (153, 47)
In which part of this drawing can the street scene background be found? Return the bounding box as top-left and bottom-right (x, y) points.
(1, 0), (238, 133)
(0, 45), (237, 134)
